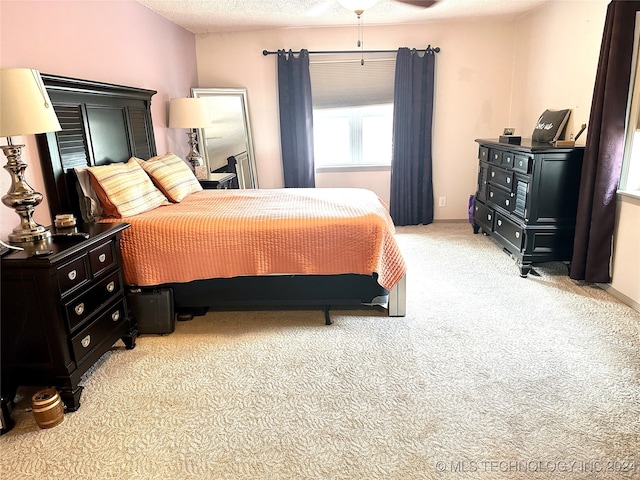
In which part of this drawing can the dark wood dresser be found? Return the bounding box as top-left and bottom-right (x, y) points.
(472, 138), (584, 276)
(1, 222), (137, 416)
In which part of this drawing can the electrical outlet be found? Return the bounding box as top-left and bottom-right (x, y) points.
(438, 196), (447, 207)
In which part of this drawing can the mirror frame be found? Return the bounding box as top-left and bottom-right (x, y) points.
(191, 87), (258, 188)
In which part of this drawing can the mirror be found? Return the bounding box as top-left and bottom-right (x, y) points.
(191, 87), (258, 188)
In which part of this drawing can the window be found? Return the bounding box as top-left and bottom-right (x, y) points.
(620, 12), (640, 195)
(309, 54), (396, 169)
(313, 104), (393, 167)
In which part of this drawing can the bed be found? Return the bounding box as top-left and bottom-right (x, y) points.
(36, 74), (407, 324)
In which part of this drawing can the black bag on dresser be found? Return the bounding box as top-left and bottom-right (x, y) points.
(126, 288), (175, 335)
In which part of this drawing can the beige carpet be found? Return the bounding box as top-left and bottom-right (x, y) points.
(2, 223), (639, 479)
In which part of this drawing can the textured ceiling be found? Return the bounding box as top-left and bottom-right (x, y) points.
(135, 0), (550, 34)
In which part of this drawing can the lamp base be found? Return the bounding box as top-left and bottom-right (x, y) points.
(8, 224), (51, 244)
(185, 131), (203, 169)
(2, 143), (52, 244)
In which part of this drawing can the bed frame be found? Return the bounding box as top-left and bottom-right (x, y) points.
(36, 74), (406, 323)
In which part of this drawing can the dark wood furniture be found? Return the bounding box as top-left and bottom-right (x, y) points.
(199, 172), (236, 189)
(472, 138), (584, 277)
(34, 74), (405, 323)
(1, 222), (137, 419)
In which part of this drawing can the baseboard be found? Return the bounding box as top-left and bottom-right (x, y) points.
(432, 219), (469, 224)
(597, 283), (640, 314)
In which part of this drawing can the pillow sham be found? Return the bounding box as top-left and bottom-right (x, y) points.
(532, 109), (571, 143)
(87, 158), (168, 218)
(137, 153), (202, 202)
(74, 166), (105, 222)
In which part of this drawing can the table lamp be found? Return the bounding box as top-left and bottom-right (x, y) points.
(168, 97), (211, 169)
(1, 68), (61, 244)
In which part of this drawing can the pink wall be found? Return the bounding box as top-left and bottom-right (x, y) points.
(0, 0), (198, 239)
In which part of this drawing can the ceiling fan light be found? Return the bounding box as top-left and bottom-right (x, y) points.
(337, 0), (380, 14)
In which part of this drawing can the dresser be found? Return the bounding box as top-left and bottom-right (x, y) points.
(1, 222), (137, 416)
(472, 138), (584, 276)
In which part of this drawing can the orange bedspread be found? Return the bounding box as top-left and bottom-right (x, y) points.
(101, 188), (406, 291)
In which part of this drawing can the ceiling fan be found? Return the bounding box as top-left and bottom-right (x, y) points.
(336, 0), (438, 13)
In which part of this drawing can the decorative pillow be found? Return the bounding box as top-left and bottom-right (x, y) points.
(532, 109), (571, 143)
(74, 166), (105, 222)
(87, 158), (168, 218)
(137, 153), (202, 202)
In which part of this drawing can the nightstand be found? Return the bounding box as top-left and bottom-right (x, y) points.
(1, 222), (138, 425)
(199, 172), (237, 189)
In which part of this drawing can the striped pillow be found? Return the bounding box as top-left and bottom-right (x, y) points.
(137, 153), (202, 202)
(87, 158), (168, 218)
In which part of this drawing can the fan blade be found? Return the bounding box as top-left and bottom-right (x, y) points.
(394, 0), (438, 7)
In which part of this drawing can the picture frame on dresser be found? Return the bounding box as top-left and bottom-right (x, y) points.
(472, 138), (585, 277)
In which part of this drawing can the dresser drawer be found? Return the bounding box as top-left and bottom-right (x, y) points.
(513, 154), (532, 173)
(70, 298), (126, 366)
(478, 146), (489, 162)
(494, 213), (524, 251)
(488, 186), (515, 212)
(57, 256), (90, 297)
(473, 199), (494, 233)
(89, 240), (116, 278)
(488, 149), (503, 164)
(502, 151), (514, 168)
(488, 165), (513, 190)
(65, 270), (123, 332)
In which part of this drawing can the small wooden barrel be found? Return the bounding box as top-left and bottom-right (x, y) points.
(31, 389), (64, 429)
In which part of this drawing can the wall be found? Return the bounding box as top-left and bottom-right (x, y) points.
(515, 0), (640, 309)
(0, 0), (197, 239)
(196, 18), (518, 218)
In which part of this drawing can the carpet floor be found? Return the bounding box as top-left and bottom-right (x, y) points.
(1, 223), (639, 479)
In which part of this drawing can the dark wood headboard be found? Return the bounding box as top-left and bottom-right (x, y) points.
(36, 74), (157, 221)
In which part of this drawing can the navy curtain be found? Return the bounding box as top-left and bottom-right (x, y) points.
(277, 49), (315, 188)
(390, 47), (436, 226)
(570, 0), (640, 283)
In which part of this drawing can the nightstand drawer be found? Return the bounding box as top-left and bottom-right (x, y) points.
(57, 256), (90, 296)
(89, 240), (116, 277)
(70, 298), (126, 365)
(65, 270), (123, 332)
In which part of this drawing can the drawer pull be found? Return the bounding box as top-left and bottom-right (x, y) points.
(487, 214), (492, 220)
(506, 177), (511, 184)
(490, 192), (494, 197)
(505, 199), (510, 206)
(111, 310), (120, 322)
(68, 270), (77, 281)
(98, 253), (107, 263)
(81, 335), (91, 349)
(515, 232), (520, 239)
(74, 303), (85, 316)
(519, 161), (524, 167)
(106, 281), (115, 293)
(491, 171), (495, 177)
(497, 219), (502, 226)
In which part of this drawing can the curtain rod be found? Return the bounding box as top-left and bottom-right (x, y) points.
(262, 46), (440, 56)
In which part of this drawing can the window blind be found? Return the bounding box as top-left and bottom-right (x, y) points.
(309, 53), (396, 108)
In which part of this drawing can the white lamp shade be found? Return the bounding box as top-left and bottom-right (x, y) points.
(0, 68), (61, 138)
(169, 97), (212, 129)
